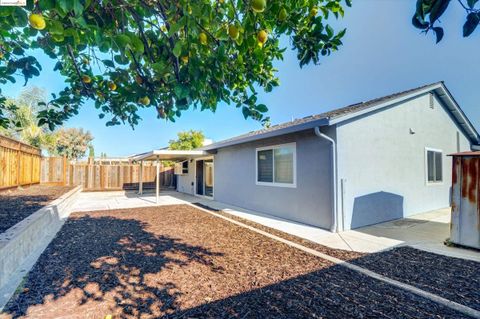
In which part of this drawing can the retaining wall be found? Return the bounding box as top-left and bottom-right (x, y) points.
(0, 186), (82, 308)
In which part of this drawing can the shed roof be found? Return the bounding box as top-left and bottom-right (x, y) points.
(201, 82), (480, 151)
(448, 151), (480, 157)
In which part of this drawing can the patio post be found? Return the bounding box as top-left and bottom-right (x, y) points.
(139, 160), (143, 195)
(156, 156), (160, 204)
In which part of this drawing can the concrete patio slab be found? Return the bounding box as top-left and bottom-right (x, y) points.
(71, 191), (480, 262)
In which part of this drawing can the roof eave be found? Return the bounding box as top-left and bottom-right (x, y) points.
(328, 82), (444, 125)
(202, 117), (329, 151)
(327, 82), (480, 144)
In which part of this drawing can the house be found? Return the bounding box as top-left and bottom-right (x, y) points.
(134, 82), (480, 232)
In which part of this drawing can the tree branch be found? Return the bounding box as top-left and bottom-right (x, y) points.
(67, 45), (93, 98)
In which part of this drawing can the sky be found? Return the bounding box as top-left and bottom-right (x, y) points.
(3, 0), (480, 157)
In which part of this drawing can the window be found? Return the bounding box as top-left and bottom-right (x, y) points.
(182, 161), (189, 174)
(174, 161), (189, 175)
(426, 148), (442, 183)
(256, 143), (296, 187)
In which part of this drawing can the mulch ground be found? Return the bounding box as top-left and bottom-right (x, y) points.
(194, 203), (365, 261)
(0, 205), (471, 319)
(351, 246), (480, 311)
(0, 185), (73, 234)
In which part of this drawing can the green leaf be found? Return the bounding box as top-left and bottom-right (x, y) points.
(412, 14), (429, 29)
(429, 0), (450, 24)
(114, 55), (129, 65)
(463, 12), (480, 37)
(113, 34), (131, 51)
(73, 0), (84, 16)
(242, 106), (250, 119)
(256, 104), (268, 112)
(12, 8), (27, 27)
(467, 0), (479, 8)
(129, 35), (144, 53)
(432, 26), (444, 43)
(49, 20), (64, 35)
(168, 17), (185, 36)
(38, 0), (55, 10)
(173, 41), (182, 58)
(102, 60), (115, 68)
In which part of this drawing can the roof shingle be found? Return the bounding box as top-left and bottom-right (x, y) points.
(202, 82), (444, 150)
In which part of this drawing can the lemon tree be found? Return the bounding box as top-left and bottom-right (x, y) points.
(0, 0), (350, 129)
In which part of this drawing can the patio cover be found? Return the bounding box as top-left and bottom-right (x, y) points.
(129, 150), (209, 203)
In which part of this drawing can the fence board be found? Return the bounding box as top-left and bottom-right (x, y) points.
(0, 135), (41, 190)
(40, 158), (174, 191)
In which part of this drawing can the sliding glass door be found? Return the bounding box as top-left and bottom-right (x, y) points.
(195, 159), (214, 198)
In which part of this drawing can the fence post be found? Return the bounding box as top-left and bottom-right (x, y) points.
(16, 141), (20, 187)
(62, 156), (67, 186)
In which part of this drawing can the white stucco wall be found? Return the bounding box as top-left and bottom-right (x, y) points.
(176, 160), (195, 195)
(336, 93), (471, 230)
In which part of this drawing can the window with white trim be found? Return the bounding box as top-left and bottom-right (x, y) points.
(426, 149), (442, 183)
(256, 143), (296, 187)
(174, 161), (189, 175)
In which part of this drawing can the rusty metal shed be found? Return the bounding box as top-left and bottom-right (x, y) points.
(450, 151), (480, 249)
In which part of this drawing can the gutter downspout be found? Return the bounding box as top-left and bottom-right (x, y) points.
(314, 127), (338, 232)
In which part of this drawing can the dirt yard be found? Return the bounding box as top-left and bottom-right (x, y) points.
(0, 185), (73, 234)
(0, 205), (472, 319)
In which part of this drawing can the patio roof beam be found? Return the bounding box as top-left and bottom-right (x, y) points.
(156, 156), (160, 204)
(139, 160), (143, 195)
(130, 149), (209, 162)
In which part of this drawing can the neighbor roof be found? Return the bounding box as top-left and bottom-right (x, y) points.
(202, 82), (480, 151)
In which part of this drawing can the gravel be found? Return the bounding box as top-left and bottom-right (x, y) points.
(0, 205), (470, 319)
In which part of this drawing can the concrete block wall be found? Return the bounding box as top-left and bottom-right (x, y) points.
(0, 186), (82, 308)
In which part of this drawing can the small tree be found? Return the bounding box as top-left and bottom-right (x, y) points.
(1, 86), (56, 151)
(169, 130), (205, 150)
(53, 128), (94, 160)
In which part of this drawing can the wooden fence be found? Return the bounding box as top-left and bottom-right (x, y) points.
(41, 157), (175, 191)
(0, 134), (41, 190)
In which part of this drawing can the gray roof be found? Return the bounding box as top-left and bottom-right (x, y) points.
(202, 82), (480, 151)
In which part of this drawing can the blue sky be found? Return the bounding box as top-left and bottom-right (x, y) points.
(3, 0), (480, 157)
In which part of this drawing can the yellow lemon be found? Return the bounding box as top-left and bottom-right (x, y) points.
(82, 75), (92, 84)
(228, 25), (239, 40)
(139, 96), (150, 105)
(181, 56), (189, 63)
(108, 82), (117, 91)
(252, 0), (266, 13)
(310, 7), (318, 17)
(257, 30), (268, 45)
(29, 14), (46, 30)
(199, 32), (208, 45)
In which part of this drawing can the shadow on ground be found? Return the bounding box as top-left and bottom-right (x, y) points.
(2, 206), (478, 319)
(0, 195), (53, 233)
(2, 215), (222, 318)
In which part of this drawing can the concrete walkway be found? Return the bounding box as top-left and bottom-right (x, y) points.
(71, 191), (480, 262)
